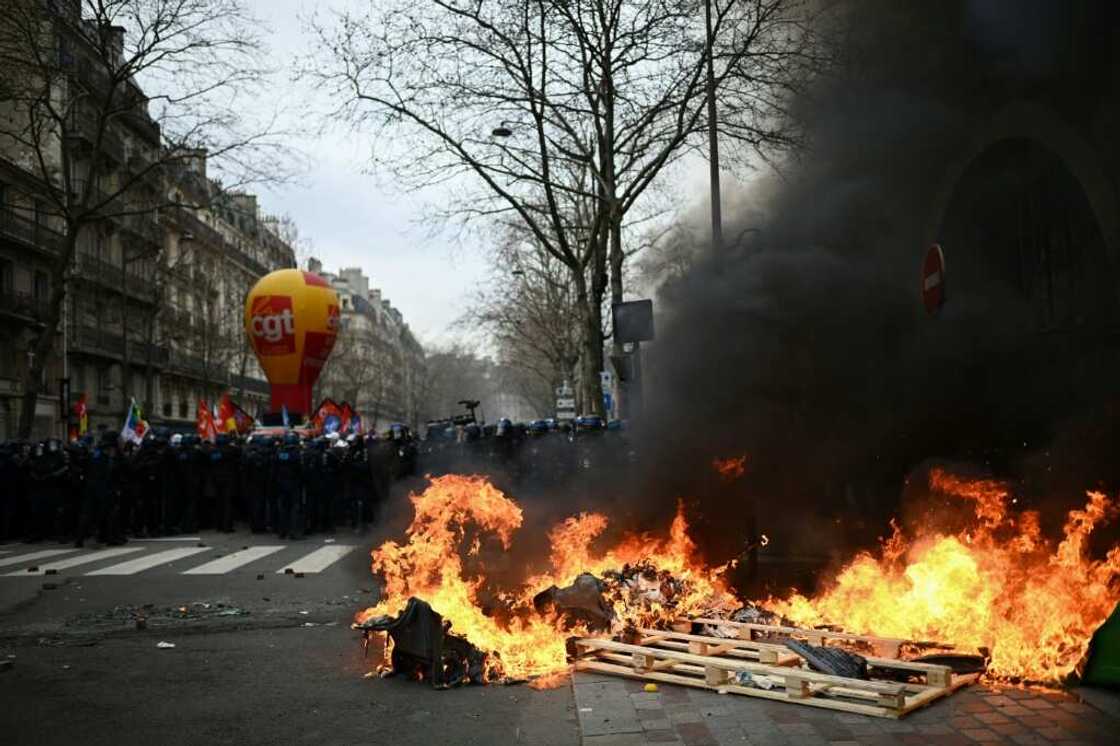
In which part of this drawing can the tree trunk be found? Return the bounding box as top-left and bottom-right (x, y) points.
(609, 213), (627, 418)
(573, 257), (605, 417)
(18, 228), (79, 439)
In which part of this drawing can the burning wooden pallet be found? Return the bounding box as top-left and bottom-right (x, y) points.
(572, 622), (977, 719)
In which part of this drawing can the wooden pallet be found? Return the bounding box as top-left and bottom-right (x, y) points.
(686, 617), (950, 659)
(573, 630), (977, 719)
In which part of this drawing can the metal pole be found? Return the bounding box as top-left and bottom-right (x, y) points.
(704, 0), (723, 252)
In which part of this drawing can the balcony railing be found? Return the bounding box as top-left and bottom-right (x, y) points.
(168, 350), (215, 379)
(73, 61), (161, 145)
(0, 288), (51, 323)
(119, 212), (164, 248)
(130, 340), (170, 366)
(230, 373), (270, 396)
(229, 244), (269, 278)
(66, 107), (125, 165)
(0, 208), (67, 254)
(70, 179), (121, 213)
(69, 324), (125, 358)
(75, 253), (155, 301)
(167, 206), (271, 278)
(169, 205), (224, 248)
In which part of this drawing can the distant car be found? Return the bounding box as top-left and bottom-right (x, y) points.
(574, 415), (605, 431)
(248, 425), (315, 441)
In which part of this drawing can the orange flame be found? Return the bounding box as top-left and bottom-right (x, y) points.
(768, 468), (1120, 682)
(713, 455), (747, 480)
(356, 475), (733, 680)
(357, 470), (1119, 686)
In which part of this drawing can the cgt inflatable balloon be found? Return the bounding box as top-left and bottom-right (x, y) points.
(244, 269), (340, 415)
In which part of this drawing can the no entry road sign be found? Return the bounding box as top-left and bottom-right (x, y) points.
(922, 243), (946, 315)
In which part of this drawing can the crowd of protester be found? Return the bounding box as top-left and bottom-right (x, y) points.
(0, 414), (632, 546)
(0, 426), (414, 546)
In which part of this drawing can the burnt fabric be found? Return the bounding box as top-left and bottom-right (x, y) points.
(357, 597), (489, 687)
(784, 639), (869, 679)
(532, 573), (615, 632)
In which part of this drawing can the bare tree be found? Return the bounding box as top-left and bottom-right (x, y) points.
(0, 0), (288, 437)
(318, 316), (395, 424)
(311, 0), (822, 413)
(460, 221), (582, 412)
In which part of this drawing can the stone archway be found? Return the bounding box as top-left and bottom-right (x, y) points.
(925, 100), (1119, 283)
(915, 103), (1120, 472)
(936, 136), (1116, 332)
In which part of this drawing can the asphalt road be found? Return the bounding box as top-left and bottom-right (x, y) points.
(0, 518), (579, 746)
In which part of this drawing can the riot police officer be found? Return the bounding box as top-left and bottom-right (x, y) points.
(319, 434), (345, 532)
(243, 436), (274, 533)
(301, 437), (325, 534)
(131, 432), (166, 536)
(210, 433), (240, 532)
(274, 432), (303, 539)
(367, 432), (394, 525)
(0, 440), (26, 541)
(75, 431), (125, 546)
(172, 434), (202, 533)
(344, 434), (372, 530)
(28, 439), (68, 542)
(64, 437), (91, 541)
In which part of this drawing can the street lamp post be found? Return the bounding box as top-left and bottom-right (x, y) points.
(704, 0), (723, 253)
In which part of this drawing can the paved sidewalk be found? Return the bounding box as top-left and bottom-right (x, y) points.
(572, 671), (1117, 745)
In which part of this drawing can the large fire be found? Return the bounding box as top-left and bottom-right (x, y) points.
(768, 468), (1120, 682)
(355, 474), (733, 680)
(357, 469), (1120, 685)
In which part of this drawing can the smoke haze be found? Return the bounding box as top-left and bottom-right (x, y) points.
(626, 1), (1120, 570)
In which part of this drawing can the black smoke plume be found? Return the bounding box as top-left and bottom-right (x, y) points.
(626, 0), (1120, 575)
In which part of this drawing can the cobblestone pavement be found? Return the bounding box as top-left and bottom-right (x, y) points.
(572, 671), (1117, 745)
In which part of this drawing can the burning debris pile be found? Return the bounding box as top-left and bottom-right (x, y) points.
(353, 474), (734, 684)
(767, 468), (1120, 682)
(354, 471), (1120, 690)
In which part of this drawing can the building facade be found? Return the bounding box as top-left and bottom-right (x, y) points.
(310, 261), (426, 431)
(0, 11), (297, 438)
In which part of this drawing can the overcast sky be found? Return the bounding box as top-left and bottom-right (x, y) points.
(240, 0), (490, 348)
(241, 0), (715, 349)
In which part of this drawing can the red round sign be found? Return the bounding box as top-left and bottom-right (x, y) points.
(922, 243), (946, 315)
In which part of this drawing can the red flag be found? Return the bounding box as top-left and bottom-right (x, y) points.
(218, 392), (237, 434)
(196, 399), (218, 443)
(70, 393), (89, 441)
(311, 398), (341, 434)
(339, 402), (354, 435)
(231, 401), (255, 434)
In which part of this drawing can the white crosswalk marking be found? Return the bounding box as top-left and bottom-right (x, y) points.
(6, 547), (144, 576)
(86, 546), (211, 575)
(276, 545), (357, 574)
(0, 548), (80, 569)
(183, 546), (285, 575)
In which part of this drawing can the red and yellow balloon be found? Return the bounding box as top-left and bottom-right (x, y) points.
(244, 269), (340, 415)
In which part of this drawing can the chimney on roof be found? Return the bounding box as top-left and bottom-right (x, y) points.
(308, 257), (323, 274)
(186, 148), (208, 177)
(101, 24), (126, 66)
